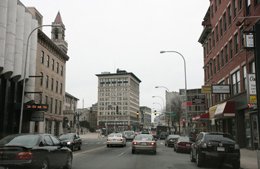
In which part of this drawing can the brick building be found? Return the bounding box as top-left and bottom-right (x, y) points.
(199, 0), (260, 149)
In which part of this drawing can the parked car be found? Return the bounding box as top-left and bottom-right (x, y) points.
(190, 132), (240, 169)
(107, 133), (126, 147)
(165, 134), (180, 147)
(0, 133), (72, 169)
(123, 130), (135, 141)
(174, 136), (192, 153)
(59, 133), (82, 151)
(132, 134), (157, 154)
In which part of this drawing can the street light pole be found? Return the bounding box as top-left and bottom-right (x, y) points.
(160, 50), (188, 135)
(19, 24), (55, 134)
(155, 86), (170, 92)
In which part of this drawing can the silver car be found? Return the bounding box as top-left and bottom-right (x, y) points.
(123, 130), (135, 141)
(107, 133), (126, 147)
(132, 134), (157, 154)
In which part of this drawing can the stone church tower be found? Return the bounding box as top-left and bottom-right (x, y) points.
(51, 12), (68, 54)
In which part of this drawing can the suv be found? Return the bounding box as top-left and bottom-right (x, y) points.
(190, 132), (240, 169)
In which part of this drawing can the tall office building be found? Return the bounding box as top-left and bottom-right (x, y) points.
(96, 69), (141, 132)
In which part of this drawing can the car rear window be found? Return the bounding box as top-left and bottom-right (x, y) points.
(0, 135), (39, 147)
(135, 135), (153, 141)
(205, 133), (234, 141)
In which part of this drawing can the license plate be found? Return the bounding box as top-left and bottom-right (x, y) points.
(141, 143), (146, 145)
(217, 147), (225, 151)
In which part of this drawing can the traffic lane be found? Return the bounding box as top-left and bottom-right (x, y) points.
(72, 140), (198, 169)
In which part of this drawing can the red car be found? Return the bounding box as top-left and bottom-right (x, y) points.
(174, 136), (192, 153)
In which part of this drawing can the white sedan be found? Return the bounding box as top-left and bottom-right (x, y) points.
(107, 133), (126, 147)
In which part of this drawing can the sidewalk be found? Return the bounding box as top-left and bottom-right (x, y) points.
(240, 149), (258, 169)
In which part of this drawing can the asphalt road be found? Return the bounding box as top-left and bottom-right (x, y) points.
(72, 139), (234, 169)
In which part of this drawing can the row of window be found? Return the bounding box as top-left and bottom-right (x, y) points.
(40, 51), (64, 76)
(41, 95), (63, 115)
(40, 72), (63, 94)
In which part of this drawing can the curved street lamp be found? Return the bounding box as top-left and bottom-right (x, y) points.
(155, 86), (170, 92)
(160, 50), (188, 135)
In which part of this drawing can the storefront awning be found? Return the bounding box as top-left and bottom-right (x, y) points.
(214, 101), (235, 119)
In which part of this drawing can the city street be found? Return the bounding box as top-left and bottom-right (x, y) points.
(71, 134), (237, 169)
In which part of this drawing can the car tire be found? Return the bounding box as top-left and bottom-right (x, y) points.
(132, 149), (135, 154)
(78, 145), (81, 150)
(190, 151), (195, 162)
(70, 145), (74, 151)
(107, 144), (110, 148)
(196, 152), (203, 167)
(39, 159), (49, 169)
(63, 154), (72, 169)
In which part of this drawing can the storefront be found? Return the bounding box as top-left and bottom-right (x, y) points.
(192, 112), (210, 132)
(214, 101), (236, 137)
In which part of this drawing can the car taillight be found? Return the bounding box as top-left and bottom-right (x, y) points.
(150, 142), (156, 146)
(132, 141), (137, 145)
(201, 142), (207, 148)
(16, 152), (32, 160)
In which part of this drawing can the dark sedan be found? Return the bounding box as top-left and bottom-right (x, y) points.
(59, 133), (82, 151)
(0, 133), (72, 169)
(190, 132), (240, 169)
(174, 136), (192, 153)
(165, 134), (180, 147)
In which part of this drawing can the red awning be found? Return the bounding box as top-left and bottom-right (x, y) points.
(214, 101), (235, 119)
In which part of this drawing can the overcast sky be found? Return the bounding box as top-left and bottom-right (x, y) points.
(22, 0), (209, 111)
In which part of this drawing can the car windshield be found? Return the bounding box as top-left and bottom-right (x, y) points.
(124, 131), (134, 135)
(168, 135), (180, 139)
(0, 135), (39, 147)
(109, 133), (122, 137)
(59, 134), (74, 140)
(178, 136), (190, 142)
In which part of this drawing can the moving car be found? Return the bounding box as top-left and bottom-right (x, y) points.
(107, 133), (126, 147)
(123, 130), (135, 141)
(0, 133), (72, 169)
(132, 134), (157, 154)
(165, 134), (180, 147)
(159, 131), (168, 140)
(190, 132), (240, 169)
(174, 136), (192, 153)
(59, 133), (82, 151)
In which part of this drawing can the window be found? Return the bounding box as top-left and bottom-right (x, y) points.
(217, 55), (220, 71)
(232, 0), (237, 17)
(52, 59), (55, 70)
(45, 95), (48, 104)
(220, 50), (224, 67)
(256, 0), (260, 4)
(59, 100), (62, 114)
(220, 18), (223, 37)
(215, 0), (217, 12)
(61, 65), (63, 76)
(223, 12), (227, 32)
(213, 59), (216, 74)
(56, 81), (59, 93)
(40, 72), (43, 86)
(216, 25), (219, 42)
(46, 75), (49, 88)
(41, 51), (44, 64)
(242, 66), (247, 91)
(249, 61), (255, 73)
(60, 83), (63, 94)
(240, 27), (244, 49)
(212, 31), (215, 47)
(56, 62), (59, 74)
(229, 39), (233, 59)
(46, 55), (50, 67)
(209, 62), (213, 77)
(55, 99), (58, 114)
(210, 5), (214, 18)
(238, 0), (242, 10)
(51, 78), (54, 91)
(231, 70), (241, 95)
(50, 97), (53, 113)
(228, 5), (232, 25)
(234, 33), (239, 54)
(224, 45), (228, 63)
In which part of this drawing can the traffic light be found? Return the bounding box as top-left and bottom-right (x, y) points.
(136, 111), (139, 119)
(154, 110), (157, 115)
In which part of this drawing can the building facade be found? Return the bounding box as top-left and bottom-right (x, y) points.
(63, 92), (79, 133)
(96, 69), (141, 132)
(140, 106), (152, 129)
(0, 0), (38, 138)
(199, 0), (260, 149)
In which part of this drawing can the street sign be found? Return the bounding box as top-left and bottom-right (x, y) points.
(192, 97), (205, 105)
(212, 85), (230, 94)
(24, 103), (48, 111)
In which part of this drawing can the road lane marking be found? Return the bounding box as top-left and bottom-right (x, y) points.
(73, 146), (105, 157)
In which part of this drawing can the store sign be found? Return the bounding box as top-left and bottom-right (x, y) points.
(248, 74), (256, 95)
(212, 85), (230, 94)
(201, 85), (211, 94)
(31, 112), (44, 121)
(24, 104), (48, 111)
(243, 33), (254, 48)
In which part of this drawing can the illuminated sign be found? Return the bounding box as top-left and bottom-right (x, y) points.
(24, 104), (48, 111)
